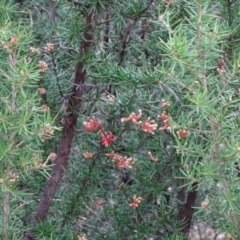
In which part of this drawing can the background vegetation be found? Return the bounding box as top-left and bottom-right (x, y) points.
(1, 0), (240, 239)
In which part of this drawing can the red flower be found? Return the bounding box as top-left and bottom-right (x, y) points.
(217, 56), (226, 73)
(159, 119), (169, 131)
(177, 129), (188, 139)
(100, 131), (116, 147)
(158, 111), (169, 131)
(141, 117), (158, 134)
(158, 111), (168, 121)
(129, 195), (142, 209)
(121, 110), (142, 125)
(83, 117), (100, 132)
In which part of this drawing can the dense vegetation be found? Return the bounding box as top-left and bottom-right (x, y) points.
(1, 0), (240, 239)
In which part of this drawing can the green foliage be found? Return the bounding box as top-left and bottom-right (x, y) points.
(1, 0), (240, 239)
(0, 2), (57, 239)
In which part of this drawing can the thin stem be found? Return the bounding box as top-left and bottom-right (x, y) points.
(50, 51), (63, 97)
(209, 115), (240, 228)
(49, 0), (56, 22)
(103, 6), (109, 49)
(3, 193), (9, 240)
(119, 18), (136, 65)
(197, 0), (207, 91)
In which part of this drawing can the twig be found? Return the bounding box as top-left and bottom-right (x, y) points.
(197, 0), (207, 91)
(3, 193), (9, 240)
(50, 51), (63, 97)
(103, 6), (109, 49)
(216, 70), (235, 99)
(119, 18), (137, 65)
(119, 0), (154, 65)
(159, 81), (181, 102)
(141, 19), (150, 58)
(49, 0), (56, 23)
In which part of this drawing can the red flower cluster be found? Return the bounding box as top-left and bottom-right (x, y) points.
(158, 111), (169, 131)
(141, 117), (158, 134)
(121, 110), (189, 140)
(177, 129), (188, 139)
(121, 110), (142, 124)
(100, 131), (116, 147)
(106, 151), (136, 169)
(129, 195), (142, 209)
(83, 117), (116, 147)
(121, 110), (158, 134)
(83, 117), (100, 132)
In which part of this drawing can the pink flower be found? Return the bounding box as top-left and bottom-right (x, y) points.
(129, 195), (142, 209)
(83, 118), (100, 132)
(161, 99), (170, 107)
(141, 117), (158, 134)
(39, 61), (48, 72)
(158, 111), (169, 131)
(183, 164), (189, 170)
(226, 233), (232, 239)
(106, 152), (136, 169)
(201, 201), (208, 208)
(121, 110), (142, 124)
(158, 111), (168, 121)
(217, 56), (226, 73)
(177, 129), (188, 139)
(117, 157), (136, 169)
(100, 131), (116, 147)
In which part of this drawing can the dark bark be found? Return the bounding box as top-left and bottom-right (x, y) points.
(177, 181), (198, 235)
(25, 12), (97, 240)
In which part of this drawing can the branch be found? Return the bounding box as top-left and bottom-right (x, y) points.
(103, 6), (110, 49)
(3, 193), (9, 240)
(119, 18), (136, 65)
(177, 181), (198, 235)
(141, 19), (150, 58)
(25, 11), (97, 240)
(119, 0), (153, 65)
(49, 0), (56, 23)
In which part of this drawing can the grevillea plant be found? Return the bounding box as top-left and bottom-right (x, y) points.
(0, 2), (57, 239)
(2, 0), (240, 239)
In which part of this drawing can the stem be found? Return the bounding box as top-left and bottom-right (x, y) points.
(226, 0), (233, 27)
(210, 116), (240, 228)
(50, 51), (63, 97)
(103, 6), (109, 49)
(3, 193), (9, 240)
(197, 0), (207, 91)
(118, 0), (153, 65)
(119, 18), (136, 65)
(49, 0), (56, 22)
(177, 181), (198, 234)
